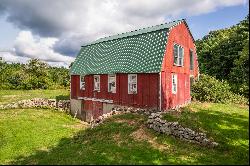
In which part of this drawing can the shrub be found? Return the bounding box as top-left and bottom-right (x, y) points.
(191, 74), (248, 105)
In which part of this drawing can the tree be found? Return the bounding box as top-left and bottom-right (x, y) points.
(195, 15), (249, 97)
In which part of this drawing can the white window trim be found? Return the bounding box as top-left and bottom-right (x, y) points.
(108, 74), (116, 93)
(128, 74), (137, 94)
(173, 43), (184, 67)
(93, 75), (100, 91)
(80, 75), (85, 90)
(172, 74), (177, 94)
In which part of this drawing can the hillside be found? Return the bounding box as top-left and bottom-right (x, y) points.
(0, 90), (248, 165)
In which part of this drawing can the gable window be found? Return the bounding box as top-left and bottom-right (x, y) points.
(128, 74), (137, 94)
(173, 44), (184, 66)
(108, 74), (116, 93)
(190, 50), (194, 70)
(80, 75), (85, 90)
(172, 74), (177, 94)
(94, 75), (100, 91)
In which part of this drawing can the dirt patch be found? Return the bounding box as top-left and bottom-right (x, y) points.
(201, 102), (212, 109)
(63, 122), (88, 129)
(39, 147), (50, 152)
(130, 127), (169, 151)
(113, 133), (123, 146)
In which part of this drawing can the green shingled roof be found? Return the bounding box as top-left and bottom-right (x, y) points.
(70, 20), (184, 75)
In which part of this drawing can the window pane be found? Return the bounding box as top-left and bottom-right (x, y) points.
(179, 47), (183, 57)
(128, 74), (137, 94)
(179, 47), (183, 66)
(190, 50), (194, 70)
(94, 75), (100, 90)
(81, 76), (84, 82)
(173, 45), (178, 64)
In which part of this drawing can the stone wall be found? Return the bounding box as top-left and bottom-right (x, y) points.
(0, 98), (70, 112)
(147, 112), (218, 147)
(90, 106), (218, 148)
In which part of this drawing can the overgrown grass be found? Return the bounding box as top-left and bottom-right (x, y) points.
(0, 102), (248, 165)
(0, 89), (70, 105)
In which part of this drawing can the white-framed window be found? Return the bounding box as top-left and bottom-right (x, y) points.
(80, 75), (85, 90)
(94, 75), (100, 91)
(172, 74), (177, 94)
(190, 49), (194, 70)
(128, 74), (137, 94)
(173, 44), (184, 66)
(108, 74), (116, 93)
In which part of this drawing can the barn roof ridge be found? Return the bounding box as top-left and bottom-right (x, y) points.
(82, 19), (185, 47)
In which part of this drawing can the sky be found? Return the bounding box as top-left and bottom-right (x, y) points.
(0, 0), (249, 67)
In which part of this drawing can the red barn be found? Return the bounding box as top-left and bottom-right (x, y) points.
(70, 19), (199, 122)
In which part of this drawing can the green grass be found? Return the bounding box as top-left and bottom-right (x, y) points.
(0, 108), (86, 164)
(0, 89), (248, 164)
(0, 102), (248, 165)
(0, 89), (70, 105)
(161, 102), (249, 164)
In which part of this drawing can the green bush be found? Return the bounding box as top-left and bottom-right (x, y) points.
(191, 74), (248, 105)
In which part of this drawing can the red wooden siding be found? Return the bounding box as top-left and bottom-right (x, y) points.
(71, 73), (159, 109)
(161, 22), (199, 110)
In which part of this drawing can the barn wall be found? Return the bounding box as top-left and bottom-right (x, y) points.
(70, 73), (159, 120)
(161, 22), (199, 110)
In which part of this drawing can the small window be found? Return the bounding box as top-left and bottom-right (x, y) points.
(80, 75), (85, 90)
(190, 50), (194, 70)
(108, 74), (116, 93)
(128, 74), (137, 94)
(173, 44), (184, 66)
(172, 74), (177, 94)
(94, 75), (100, 91)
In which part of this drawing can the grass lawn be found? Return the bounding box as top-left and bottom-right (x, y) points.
(0, 89), (70, 105)
(0, 102), (248, 164)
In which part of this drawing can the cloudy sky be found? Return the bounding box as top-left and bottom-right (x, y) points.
(0, 0), (248, 67)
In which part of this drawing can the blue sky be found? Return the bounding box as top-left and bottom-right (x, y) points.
(187, 4), (249, 39)
(0, 0), (248, 66)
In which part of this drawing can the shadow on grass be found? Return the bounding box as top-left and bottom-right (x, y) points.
(9, 109), (249, 165)
(55, 94), (70, 101)
(10, 114), (177, 165)
(162, 105), (249, 164)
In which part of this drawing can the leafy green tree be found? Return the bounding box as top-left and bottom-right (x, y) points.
(0, 58), (70, 90)
(196, 15), (249, 97)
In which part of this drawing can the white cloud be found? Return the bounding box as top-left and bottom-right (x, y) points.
(13, 31), (75, 66)
(0, 0), (246, 66)
(0, 51), (29, 63)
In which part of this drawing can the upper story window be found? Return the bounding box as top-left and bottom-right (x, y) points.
(173, 44), (184, 66)
(172, 74), (177, 94)
(80, 75), (85, 90)
(128, 74), (137, 94)
(108, 74), (116, 93)
(94, 75), (100, 91)
(190, 49), (194, 70)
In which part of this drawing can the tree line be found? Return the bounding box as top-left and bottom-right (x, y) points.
(0, 59), (70, 90)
